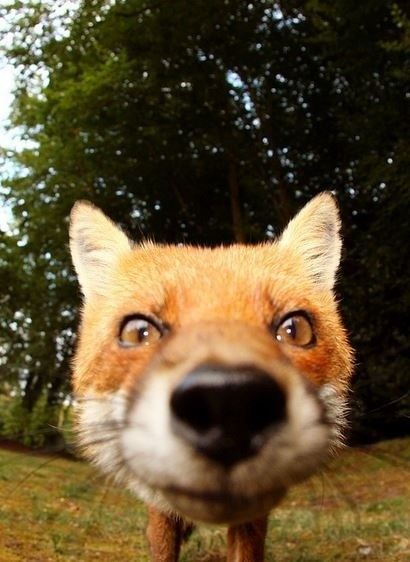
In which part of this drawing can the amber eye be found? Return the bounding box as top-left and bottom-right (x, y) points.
(118, 315), (163, 347)
(275, 313), (315, 347)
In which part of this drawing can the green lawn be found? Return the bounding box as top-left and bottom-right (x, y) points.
(0, 438), (408, 561)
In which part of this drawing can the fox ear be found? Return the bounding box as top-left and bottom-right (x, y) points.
(69, 201), (132, 299)
(278, 192), (342, 290)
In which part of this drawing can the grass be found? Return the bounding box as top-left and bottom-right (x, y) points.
(0, 438), (408, 561)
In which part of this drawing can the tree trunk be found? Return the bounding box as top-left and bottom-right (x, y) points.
(22, 371), (44, 412)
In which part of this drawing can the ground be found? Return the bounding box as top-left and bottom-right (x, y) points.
(0, 438), (408, 561)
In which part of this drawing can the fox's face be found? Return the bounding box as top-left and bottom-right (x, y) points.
(70, 193), (353, 524)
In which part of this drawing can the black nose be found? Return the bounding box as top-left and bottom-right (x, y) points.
(170, 365), (287, 468)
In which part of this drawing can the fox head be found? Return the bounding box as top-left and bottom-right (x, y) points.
(69, 193), (353, 524)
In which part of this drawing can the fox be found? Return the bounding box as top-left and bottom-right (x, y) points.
(69, 192), (354, 562)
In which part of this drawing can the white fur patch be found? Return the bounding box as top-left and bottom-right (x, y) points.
(69, 201), (132, 300)
(75, 376), (347, 522)
(278, 192), (342, 290)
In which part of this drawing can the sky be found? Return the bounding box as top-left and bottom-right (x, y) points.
(0, 1), (79, 232)
(0, 64), (14, 137)
(0, 63), (16, 231)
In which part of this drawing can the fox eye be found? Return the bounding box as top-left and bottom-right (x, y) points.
(119, 315), (163, 347)
(275, 313), (315, 347)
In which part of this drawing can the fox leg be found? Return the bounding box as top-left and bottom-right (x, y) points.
(146, 506), (192, 562)
(227, 516), (268, 562)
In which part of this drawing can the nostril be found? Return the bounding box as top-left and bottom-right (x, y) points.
(171, 385), (214, 433)
(246, 378), (287, 434)
(170, 365), (287, 467)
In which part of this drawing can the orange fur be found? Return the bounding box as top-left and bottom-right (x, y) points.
(146, 507), (193, 562)
(69, 193), (354, 561)
(227, 517), (268, 562)
(72, 243), (352, 394)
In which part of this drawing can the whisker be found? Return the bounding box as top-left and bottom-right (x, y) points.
(2, 454), (62, 497)
(75, 395), (128, 405)
(76, 436), (120, 449)
(353, 392), (409, 417)
(320, 467), (361, 519)
(74, 421), (147, 452)
(351, 445), (410, 471)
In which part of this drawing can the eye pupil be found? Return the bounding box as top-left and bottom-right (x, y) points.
(138, 326), (149, 341)
(285, 319), (296, 339)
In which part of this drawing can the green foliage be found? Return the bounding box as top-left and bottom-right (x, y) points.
(0, 392), (72, 448)
(0, 0), (408, 444)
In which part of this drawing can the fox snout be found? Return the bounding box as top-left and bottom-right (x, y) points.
(170, 364), (287, 468)
(70, 193), (354, 527)
(115, 322), (339, 523)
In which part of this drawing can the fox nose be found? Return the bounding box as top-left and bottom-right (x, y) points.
(170, 365), (287, 468)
